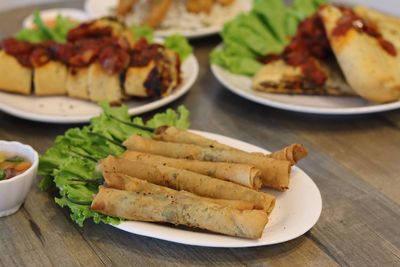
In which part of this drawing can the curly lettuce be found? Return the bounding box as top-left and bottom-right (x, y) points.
(39, 103), (190, 226)
(210, 0), (327, 76)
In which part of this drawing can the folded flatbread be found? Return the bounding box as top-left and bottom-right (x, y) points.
(319, 5), (400, 103)
(253, 59), (354, 96)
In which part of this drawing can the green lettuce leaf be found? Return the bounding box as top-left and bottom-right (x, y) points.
(132, 25), (154, 43)
(164, 34), (193, 61)
(210, 0), (326, 76)
(39, 103), (191, 226)
(15, 10), (77, 43)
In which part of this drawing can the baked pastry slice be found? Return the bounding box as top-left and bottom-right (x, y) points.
(124, 40), (180, 98)
(0, 50), (32, 95)
(87, 63), (123, 103)
(66, 67), (90, 100)
(34, 61), (68, 96)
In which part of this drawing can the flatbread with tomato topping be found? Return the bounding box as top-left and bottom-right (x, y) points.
(319, 5), (400, 103)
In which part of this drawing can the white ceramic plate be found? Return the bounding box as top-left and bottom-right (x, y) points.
(113, 131), (322, 247)
(211, 64), (400, 115)
(210, 0), (400, 115)
(0, 55), (198, 123)
(84, 0), (251, 39)
(22, 8), (90, 29)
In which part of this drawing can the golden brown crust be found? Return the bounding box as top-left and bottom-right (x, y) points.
(123, 134), (291, 191)
(91, 186), (268, 239)
(100, 155), (276, 213)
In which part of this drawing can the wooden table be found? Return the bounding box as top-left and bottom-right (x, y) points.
(1, 1), (399, 266)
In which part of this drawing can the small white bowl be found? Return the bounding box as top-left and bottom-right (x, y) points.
(22, 8), (90, 29)
(0, 141), (38, 217)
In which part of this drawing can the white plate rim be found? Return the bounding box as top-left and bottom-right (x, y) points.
(211, 63), (400, 115)
(112, 130), (322, 248)
(83, 0), (251, 39)
(0, 55), (199, 124)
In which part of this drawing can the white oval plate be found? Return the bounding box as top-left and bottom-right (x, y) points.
(211, 63), (400, 115)
(210, 0), (400, 115)
(0, 55), (198, 123)
(113, 131), (322, 247)
(22, 8), (90, 29)
(84, 0), (251, 39)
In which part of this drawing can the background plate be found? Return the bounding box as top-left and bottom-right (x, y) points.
(210, 0), (400, 115)
(0, 55), (198, 123)
(113, 131), (322, 247)
(211, 64), (400, 115)
(84, 0), (251, 39)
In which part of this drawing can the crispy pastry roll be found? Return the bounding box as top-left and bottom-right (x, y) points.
(123, 135), (291, 190)
(143, 0), (174, 27)
(186, 0), (213, 14)
(121, 151), (262, 189)
(91, 186), (268, 239)
(116, 0), (138, 17)
(154, 126), (308, 165)
(269, 144), (308, 166)
(319, 5), (400, 103)
(34, 61), (68, 96)
(154, 126), (235, 150)
(104, 172), (255, 210)
(100, 156), (275, 213)
(0, 50), (32, 95)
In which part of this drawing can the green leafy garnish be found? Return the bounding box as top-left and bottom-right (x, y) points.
(132, 25), (155, 43)
(39, 102), (190, 226)
(6, 156), (25, 163)
(0, 169), (5, 180)
(15, 10), (77, 43)
(164, 34), (193, 61)
(210, 0), (327, 76)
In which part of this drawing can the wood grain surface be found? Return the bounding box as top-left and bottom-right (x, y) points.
(0, 1), (399, 266)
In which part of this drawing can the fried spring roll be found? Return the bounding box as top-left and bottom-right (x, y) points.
(104, 172), (255, 210)
(101, 156), (275, 213)
(123, 135), (291, 190)
(154, 126), (308, 165)
(116, 0), (138, 16)
(154, 126), (235, 150)
(121, 151), (262, 189)
(143, 0), (174, 28)
(269, 144), (308, 165)
(92, 186), (268, 239)
(186, 0), (213, 14)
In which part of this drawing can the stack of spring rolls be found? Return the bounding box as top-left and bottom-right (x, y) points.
(91, 126), (308, 239)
